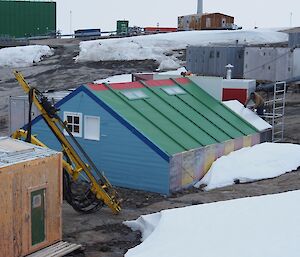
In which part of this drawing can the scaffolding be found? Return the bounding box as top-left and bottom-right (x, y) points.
(263, 82), (287, 142)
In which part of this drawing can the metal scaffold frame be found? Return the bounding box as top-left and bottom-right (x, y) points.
(263, 82), (287, 142)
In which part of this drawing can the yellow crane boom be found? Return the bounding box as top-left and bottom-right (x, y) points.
(12, 71), (121, 214)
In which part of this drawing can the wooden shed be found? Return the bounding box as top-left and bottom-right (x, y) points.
(201, 13), (234, 30)
(0, 137), (62, 257)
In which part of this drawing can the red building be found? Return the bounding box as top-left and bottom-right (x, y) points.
(144, 27), (177, 34)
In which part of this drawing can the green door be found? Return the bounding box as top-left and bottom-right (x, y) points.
(31, 189), (46, 246)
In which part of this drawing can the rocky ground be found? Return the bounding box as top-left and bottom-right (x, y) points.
(0, 39), (299, 257)
(0, 39), (158, 135)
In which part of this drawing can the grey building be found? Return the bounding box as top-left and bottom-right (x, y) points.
(243, 47), (293, 81)
(187, 45), (297, 82)
(288, 32), (300, 48)
(186, 46), (245, 78)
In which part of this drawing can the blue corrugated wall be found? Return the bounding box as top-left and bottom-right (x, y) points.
(31, 91), (170, 194)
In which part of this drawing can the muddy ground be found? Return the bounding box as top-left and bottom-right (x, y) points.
(0, 39), (299, 257)
(0, 39), (158, 135)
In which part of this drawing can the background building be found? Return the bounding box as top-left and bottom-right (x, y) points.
(0, 0), (56, 38)
(178, 0), (237, 31)
(187, 45), (299, 82)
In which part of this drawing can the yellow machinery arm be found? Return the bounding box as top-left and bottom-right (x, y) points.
(12, 71), (121, 214)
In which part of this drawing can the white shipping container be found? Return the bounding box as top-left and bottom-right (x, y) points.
(293, 48), (300, 77)
(244, 47), (293, 82)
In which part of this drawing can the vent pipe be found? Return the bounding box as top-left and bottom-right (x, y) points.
(197, 0), (203, 14)
(225, 64), (234, 79)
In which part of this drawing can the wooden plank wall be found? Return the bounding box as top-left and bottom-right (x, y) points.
(0, 153), (62, 257)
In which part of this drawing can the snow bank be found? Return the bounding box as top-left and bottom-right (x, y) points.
(0, 45), (53, 67)
(94, 74), (132, 84)
(124, 190), (300, 257)
(93, 67), (187, 84)
(76, 29), (287, 70)
(124, 213), (161, 242)
(195, 142), (300, 191)
(158, 67), (187, 75)
(223, 100), (272, 131)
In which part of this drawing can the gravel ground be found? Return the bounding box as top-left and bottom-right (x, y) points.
(0, 38), (299, 257)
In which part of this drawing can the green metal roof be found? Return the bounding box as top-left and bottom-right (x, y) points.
(85, 78), (258, 155)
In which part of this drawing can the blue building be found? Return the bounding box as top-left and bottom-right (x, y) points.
(29, 78), (263, 194)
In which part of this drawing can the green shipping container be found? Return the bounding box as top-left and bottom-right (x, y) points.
(0, 0), (56, 38)
(117, 20), (129, 35)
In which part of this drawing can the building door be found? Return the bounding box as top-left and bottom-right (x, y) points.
(206, 18), (211, 28)
(31, 189), (46, 246)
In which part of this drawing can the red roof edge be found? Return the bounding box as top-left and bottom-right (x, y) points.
(109, 81), (144, 90)
(175, 77), (190, 84)
(87, 83), (108, 91)
(88, 78), (191, 92)
(145, 79), (175, 87)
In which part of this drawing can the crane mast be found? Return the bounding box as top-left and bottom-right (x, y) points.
(12, 71), (121, 214)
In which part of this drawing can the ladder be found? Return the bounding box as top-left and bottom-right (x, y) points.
(263, 82), (286, 142)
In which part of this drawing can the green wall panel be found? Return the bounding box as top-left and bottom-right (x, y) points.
(0, 1), (56, 38)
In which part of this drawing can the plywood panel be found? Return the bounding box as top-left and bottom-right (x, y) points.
(0, 153), (62, 257)
(0, 169), (14, 257)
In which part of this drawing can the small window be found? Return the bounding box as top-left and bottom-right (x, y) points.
(122, 90), (148, 100)
(84, 116), (100, 141)
(64, 112), (82, 137)
(216, 51), (220, 58)
(162, 86), (186, 96)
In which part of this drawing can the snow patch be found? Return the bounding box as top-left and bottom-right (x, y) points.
(158, 67), (187, 75)
(125, 190), (300, 257)
(93, 67), (187, 84)
(123, 212), (161, 242)
(94, 74), (132, 84)
(223, 100), (272, 131)
(0, 45), (53, 67)
(195, 142), (300, 191)
(76, 29), (287, 70)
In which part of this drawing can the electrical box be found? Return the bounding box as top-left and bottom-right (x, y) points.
(0, 137), (62, 257)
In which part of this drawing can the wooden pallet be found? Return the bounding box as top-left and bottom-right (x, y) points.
(26, 241), (82, 257)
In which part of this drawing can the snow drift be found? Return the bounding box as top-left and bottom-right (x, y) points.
(0, 45), (53, 67)
(93, 67), (187, 84)
(76, 29), (287, 70)
(223, 100), (272, 131)
(124, 190), (300, 257)
(195, 142), (300, 191)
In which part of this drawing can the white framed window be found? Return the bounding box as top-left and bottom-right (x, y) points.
(64, 112), (82, 137)
(162, 86), (186, 96)
(84, 115), (100, 141)
(122, 90), (148, 100)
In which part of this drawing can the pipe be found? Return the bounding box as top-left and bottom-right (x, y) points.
(197, 0), (203, 14)
(256, 76), (300, 91)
